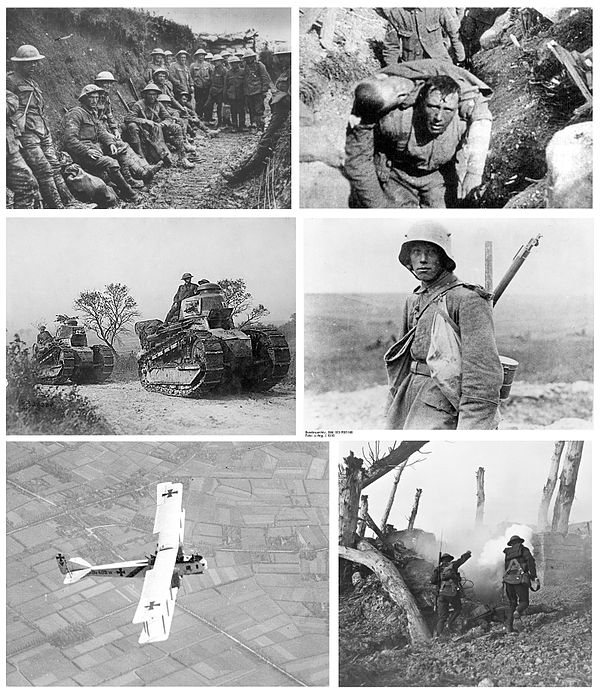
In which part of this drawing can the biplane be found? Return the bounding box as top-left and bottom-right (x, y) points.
(56, 482), (206, 644)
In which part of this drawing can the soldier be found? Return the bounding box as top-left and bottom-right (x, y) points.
(204, 54), (227, 127)
(156, 94), (197, 156)
(144, 47), (167, 84)
(169, 50), (194, 105)
(224, 56), (246, 131)
(503, 535), (538, 633)
(153, 68), (187, 112)
(190, 48), (212, 119)
(36, 325), (53, 346)
(242, 49), (272, 131)
(345, 67), (492, 208)
(7, 44), (74, 208)
(221, 49), (232, 71)
(124, 83), (194, 169)
(62, 84), (140, 202)
(165, 273), (199, 322)
(164, 50), (174, 67)
(385, 222), (503, 429)
(431, 550), (472, 637)
(381, 8), (465, 66)
(93, 71), (120, 137)
(6, 90), (40, 208)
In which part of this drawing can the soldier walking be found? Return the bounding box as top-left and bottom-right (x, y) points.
(503, 535), (538, 633)
(431, 550), (472, 636)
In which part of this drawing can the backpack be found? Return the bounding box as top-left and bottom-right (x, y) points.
(438, 563), (460, 597)
(503, 545), (530, 585)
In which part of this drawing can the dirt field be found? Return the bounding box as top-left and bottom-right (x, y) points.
(304, 382), (593, 432)
(50, 380), (296, 435)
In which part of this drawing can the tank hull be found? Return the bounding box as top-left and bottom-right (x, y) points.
(35, 343), (114, 385)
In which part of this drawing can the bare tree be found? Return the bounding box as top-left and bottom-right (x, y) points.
(217, 277), (269, 328)
(357, 494), (369, 537)
(74, 283), (140, 354)
(551, 441), (584, 534)
(537, 441), (565, 531)
(475, 467), (485, 526)
(407, 488), (422, 530)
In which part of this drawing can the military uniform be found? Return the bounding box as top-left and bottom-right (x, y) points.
(6, 91), (39, 208)
(124, 99), (186, 161)
(144, 59), (166, 85)
(224, 68), (246, 129)
(431, 551), (471, 635)
(503, 537), (537, 632)
(62, 103), (120, 177)
(165, 281), (199, 322)
(381, 8), (465, 65)
(6, 71), (68, 208)
(97, 92), (120, 137)
(190, 60), (212, 118)
(169, 61), (194, 100)
(243, 61), (271, 129)
(204, 63), (227, 126)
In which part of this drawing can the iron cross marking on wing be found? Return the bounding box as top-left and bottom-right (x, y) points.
(146, 601), (160, 610)
(162, 488), (178, 498)
(117, 568), (125, 576)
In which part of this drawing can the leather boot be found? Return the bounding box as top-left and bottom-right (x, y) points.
(178, 154), (195, 169)
(120, 162), (144, 189)
(109, 170), (140, 202)
(39, 179), (65, 208)
(54, 174), (79, 207)
(141, 161), (164, 184)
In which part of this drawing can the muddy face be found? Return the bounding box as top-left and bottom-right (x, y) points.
(422, 90), (459, 137)
(409, 242), (445, 283)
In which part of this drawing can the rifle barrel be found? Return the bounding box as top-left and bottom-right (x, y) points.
(492, 234), (541, 306)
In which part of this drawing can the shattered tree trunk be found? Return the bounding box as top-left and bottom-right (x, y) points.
(339, 452), (364, 546)
(537, 441), (565, 531)
(380, 463), (406, 529)
(475, 467), (485, 526)
(339, 540), (432, 643)
(362, 441), (427, 488)
(407, 488), (422, 530)
(551, 441), (584, 534)
(357, 495), (368, 537)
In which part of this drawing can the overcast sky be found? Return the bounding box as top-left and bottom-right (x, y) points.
(7, 218), (295, 330)
(147, 7), (290, 42)
(305, 218), (593, 296)
(341, 440), (592, 542)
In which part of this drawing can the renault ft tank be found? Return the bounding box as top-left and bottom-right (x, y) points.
(135, 282), (291, 397)
(33, 318), (114, 385)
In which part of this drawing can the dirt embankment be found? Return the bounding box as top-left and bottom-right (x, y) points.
(46, 380), (296, 435)
(6, 8), (290, 209)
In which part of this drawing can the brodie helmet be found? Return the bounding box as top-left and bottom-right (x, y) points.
(507, 535), (525, 546)
(398, 221), (456, 272)
(440, 553), (455, 562)
(78, 84), (104, 100)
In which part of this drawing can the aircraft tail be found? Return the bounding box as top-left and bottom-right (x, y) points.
(56, 553), (93, 584)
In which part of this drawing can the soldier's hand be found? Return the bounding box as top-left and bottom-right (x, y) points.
(109, 144), (118, 155)
(88, 149), (101, 160)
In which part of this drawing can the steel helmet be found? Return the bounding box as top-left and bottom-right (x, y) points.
(94, 70), (116, 82)
(164, 50), (173, 56)
(440, 553), (455, 562)
(11, 44), (45, 62)
(179, 90), (191, 97)
(243, 49), (257, 59)
(150, 47), (165, 56)
(221, 49), (232, 57)
(398, 221), (456, 272)
(152, 67), (168, 76)
(194, 48), (207, 56)
(181, 273), (193, 280)
(234, 49), (245, 57)
(78, 84), (104, 100)
(507, 535), (525, 546)
(157, 94), (171, 102)
(38, 325), (46, 330)
(141, 82), (161, 94)
(229, 56), (241, 64)
(205, 53), (214, 61)
(212, 54), (224, 62)
(176, 49), (188, 57)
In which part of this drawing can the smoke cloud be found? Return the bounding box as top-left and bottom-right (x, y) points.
(478, 524), (534, 570)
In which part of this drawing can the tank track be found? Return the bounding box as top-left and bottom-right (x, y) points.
(37, 345), (76, 385)
(243, 328), (291, 391)
(92, 345), (115, 382)
(138, 330), (224, 398)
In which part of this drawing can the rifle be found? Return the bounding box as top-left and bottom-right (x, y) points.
(434, 531), (443, 628)
(128, 77), (140, 101)
(116, 88), (132, 112)
(492, 234), (542, 306)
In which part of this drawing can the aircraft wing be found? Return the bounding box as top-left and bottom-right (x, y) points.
(133, 483), (185, 644)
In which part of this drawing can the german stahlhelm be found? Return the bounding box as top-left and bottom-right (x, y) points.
(11, 44), (45, 62)
(141, 82), (161, 94)
(507, 535), (525, 546)
(78, 84), (104, 100)
(181, 273), (193, 280)
(398, 221), (456, 272)
(94, 71), (116, 83)
(150, 47), (165, 56)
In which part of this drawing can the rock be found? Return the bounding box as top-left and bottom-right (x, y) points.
(480, 11), (512, 50)
(546, 122), (593, 208)
(478, 677), (495, 686)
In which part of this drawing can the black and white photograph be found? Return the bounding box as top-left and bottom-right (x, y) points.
(300, 7), (592, 208)
(305, 218), (593, 431)
(7, 217), (296, 435)
(338, 440), (591, 686)
(7, 441), (329, 686)
(6, 6), (291, 209)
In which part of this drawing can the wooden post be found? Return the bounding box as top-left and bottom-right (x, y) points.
(339, 452), (364, 546)
(537, 441), (565, 531)
(551, 441), (584, 534)
(407, 488), (422, 530)
(357, 494), (368, 537)
(475, 467), (485, 526)
(339, 540), (432, 643)
(485, 241), (493, 293)
(380, 463), (406, 529)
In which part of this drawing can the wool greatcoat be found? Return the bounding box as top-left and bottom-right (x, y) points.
(386, 270), (503, 430)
